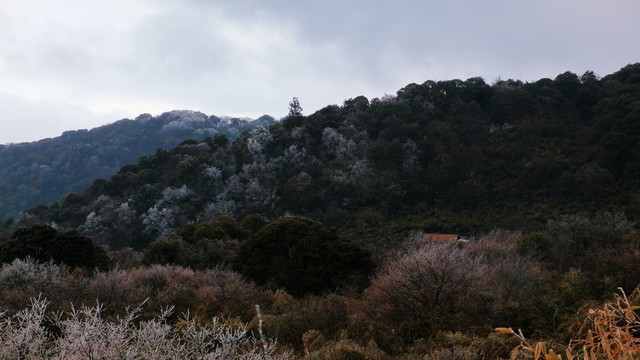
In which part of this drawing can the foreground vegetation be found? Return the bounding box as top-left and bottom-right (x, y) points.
(0, 210), (638, 358)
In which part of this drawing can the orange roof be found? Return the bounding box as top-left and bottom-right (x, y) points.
(424, 233), (459, 242)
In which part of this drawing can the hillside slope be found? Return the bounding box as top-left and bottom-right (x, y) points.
(2, 64), (639, 250)
(0, 110), (275, 219)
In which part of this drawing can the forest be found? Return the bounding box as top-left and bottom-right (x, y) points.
(0, 110), (275, 220)
(0, 63), (639, 359)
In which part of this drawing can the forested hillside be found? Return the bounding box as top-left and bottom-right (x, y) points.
(0, 64), (639, 358)
(3, 64), (639, 249)
(0, 110), (275, 219)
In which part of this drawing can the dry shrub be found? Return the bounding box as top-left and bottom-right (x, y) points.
(86, 264), (270, 321)
(0, 258), (84, 311)
(468, 230), (540, 303)
(260, 290), (356, 352)
(303, 338), (386, 360)
(498, 287), (640, 359)
(466, 229), (521, 262)
(363, 234), (488, 349)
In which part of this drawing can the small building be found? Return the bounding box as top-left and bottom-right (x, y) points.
(423, 233), (469, 242)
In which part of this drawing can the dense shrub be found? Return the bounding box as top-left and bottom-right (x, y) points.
(0, 259), (270, 323)
(86, 264), (271, 321)
(0, 224), (110, 270)
(500, 287), (640, 360)
(363, 234), (488, 350)
(143, 215), (249, 269)
(0, 258), (82, 311)
(235, 217), (374, 297)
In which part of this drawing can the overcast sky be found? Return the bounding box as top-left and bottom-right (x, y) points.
(1, 0), (638, 144)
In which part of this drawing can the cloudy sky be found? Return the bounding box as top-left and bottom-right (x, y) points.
(0, 0), (638, 144)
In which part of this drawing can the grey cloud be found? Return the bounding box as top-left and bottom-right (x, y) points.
(0, 0), (638, 144)
(0, 92), (126, 144)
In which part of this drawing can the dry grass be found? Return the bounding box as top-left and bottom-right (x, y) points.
(497, 287), (640, 359)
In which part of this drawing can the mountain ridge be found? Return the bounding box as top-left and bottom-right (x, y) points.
(0, 110), (275, 219)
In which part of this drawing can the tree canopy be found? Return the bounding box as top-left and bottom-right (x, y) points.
(0, 224), (110, 270)
(234, 217), (373, 296)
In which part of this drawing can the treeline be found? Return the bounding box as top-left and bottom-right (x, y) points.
(0, 110), (275, 220)
(2, 64), (639, 250)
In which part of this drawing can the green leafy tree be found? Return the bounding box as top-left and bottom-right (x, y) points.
(288, 97), (303, 117)
(143, 215), (249, 269)
(234, 217), (373, 297)
(0, 224), (110, 270)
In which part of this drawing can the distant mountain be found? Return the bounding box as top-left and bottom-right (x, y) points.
(0, 110), (275, 219)
(2, 64), (639, 252)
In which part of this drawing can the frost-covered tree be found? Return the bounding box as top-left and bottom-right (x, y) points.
(80, 195), (137, 249)
(321, 127), (357, 162)
(246, 126), (273, 158)
(199, 200), (238, 221)
(141, 185), (194, 238)
(282, 145), (307, 170)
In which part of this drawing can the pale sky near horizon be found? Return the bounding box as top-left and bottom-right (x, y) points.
(0, 0), (638, 144)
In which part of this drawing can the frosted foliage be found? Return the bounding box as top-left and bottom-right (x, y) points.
(200, 200), (238, 220)
(0, 297), (290, 359)
(203, 166), (225, 193)
(81, 196), (137, 248)
(290, 126), (305, 140)
(194, 127), (219, 136)
(141, 185), (193, 237)
(142, 206), (178, 238)
(247, 126), (273, 155)
(402, 139), (421, 175)
(162, 120), (194, 132)
(203, 167), (223, 181)
(250, 126), (273, 145)
(330, 159), (371, 186)
(164, 110), (208, 123)
(0, 297), (49, 359)
(241, 162), (266, 179)
(225, 174), (244, 195)
(245, 179), (274, 206)
(0, 258), (69, 295)
(160, 185), (193, 203)
(322, 127), (356, 162)
(247, 137), (262, 154)
(283, 145), (306, 168)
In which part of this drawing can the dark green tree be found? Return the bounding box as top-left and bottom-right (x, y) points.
(234, 217), (373, 297)
(0, 224), (110, 270)
(143, 215), (249, 269)
(288, 97), (303, 117)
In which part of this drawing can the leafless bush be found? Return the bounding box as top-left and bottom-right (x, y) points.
(84, 264), (270, 321)
(365, 234), (488, 341)
(0, 297), (290, 359)
(0, 257), (83, 311)
(468, 230), (541, 305)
